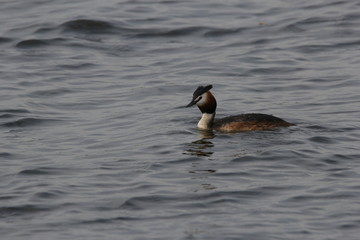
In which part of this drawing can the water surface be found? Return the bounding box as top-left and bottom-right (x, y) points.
(1, 0), (360, 239)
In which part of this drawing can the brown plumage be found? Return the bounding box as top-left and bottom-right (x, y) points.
(213, 113), (294, 132)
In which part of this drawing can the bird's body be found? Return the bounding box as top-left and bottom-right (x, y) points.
(186, 85), (294, 132)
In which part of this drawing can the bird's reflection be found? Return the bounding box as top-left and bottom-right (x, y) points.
(182, 130), (218, 191)
(183, 130), (215, 157)
(197, 129), (215, 140)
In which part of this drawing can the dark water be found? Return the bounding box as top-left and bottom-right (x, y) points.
(1, 0), (360, 239)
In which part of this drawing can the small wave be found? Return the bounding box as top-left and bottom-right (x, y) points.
(15, 38), (65, 48)
(0, 205), (50, 217)
(135, 26), (242, 38)
(34, 190), (65, 199)
(301, 1), (347, 10)
(60, 20), (244, 39)
(0, 37), (13, 44)
(0, 109), (30, 114)
(0, 152), (12, 158)
(135, 26), (208, 38)
(18, 169), (52, 175)
(309, 136), (335, 144)
(204, 27), (247, 37)
(291, 40), (360, 53)
(282, 192), (358, 206)
(57, 62), (97, 70)
(280, 23), (305, 33)
(18, 167), (67, 176)
(244, 66), (303, 75)
(0, 109), (30, 121)
(231, 155), (262, 163)
(0, 114), (15, 119)
(60, 19), (117, 34)
(120, 188), (273, 211)
(341, 12), (360, 23)
(28, 88), (72, 98)
(16, 39), (49, 48)
(296, 16), (337, 26)
(1, 118), (58, 128)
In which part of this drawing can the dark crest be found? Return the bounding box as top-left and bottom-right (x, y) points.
(186, 84), (213, 108)
(193, 85), (212, 98)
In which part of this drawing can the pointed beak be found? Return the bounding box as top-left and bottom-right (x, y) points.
(186, 99), (197, 107)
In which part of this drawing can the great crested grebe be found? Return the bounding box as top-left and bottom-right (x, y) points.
(186, 85), (294, 132)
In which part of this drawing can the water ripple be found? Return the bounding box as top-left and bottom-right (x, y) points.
(60, 19), (118, 34)
(27, 88), (73, 98)
(1, 0), (360, 239)
(16, 38), (66, 48)
(1, 118), (59, 128)
(0, 205), (50, 217)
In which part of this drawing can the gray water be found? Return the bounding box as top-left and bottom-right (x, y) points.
(1, 0), (360, 239)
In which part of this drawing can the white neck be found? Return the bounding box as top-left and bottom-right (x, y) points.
(197, 113), (215, 130)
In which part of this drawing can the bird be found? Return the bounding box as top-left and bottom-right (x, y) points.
(186, 85), (294, 132)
